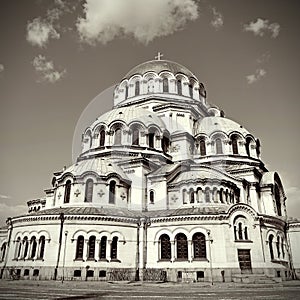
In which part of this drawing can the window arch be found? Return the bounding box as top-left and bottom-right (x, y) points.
(200, 139), (206, 156)
(23, 237), (29, 258)
(149, 190), (154, 204)
(85, 179), (93, 203)
(109, 180), (116, 204)
(231, 135), (239, 154)
(177, 79), (182, 95)
(88, 236), (96, 260)
(132, 127), (139, 146)
(269, 234), (274, 260)
(99, 129), (105, 147)
(192, 233), (206, 259)
(245, 137), (251, 157)
(100, 236), (107, 260)
(1, 242), (7, 261)
(111, 236), (118, 260)
(125, 84), (128, 99)
(215, 138), (223, 154)
(64, 180), (71, 204)
(114, 128), (122, 145)
(75, 235), (84, 260)
(233, 216), (249, 241)
(163, 78), (169, 92)
(30, 236), (37, 259)
(275, 184), (282, 216)
(205, 188), (210, 203)
(135, 81), (140, 96)
(39, 236), (45, 259)
(176, 233), (188, 260)
(189, 189), (195, 203)
(160, 234), (171, 260)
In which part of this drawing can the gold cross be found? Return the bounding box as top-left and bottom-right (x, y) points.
(155, 52), (163, 60)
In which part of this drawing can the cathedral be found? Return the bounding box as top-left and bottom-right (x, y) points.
(1, 57), (299, 283)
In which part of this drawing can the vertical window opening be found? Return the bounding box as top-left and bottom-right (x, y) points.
(85, 179), (93, 203)
(109, 181), (116, 204)
(64, 180), (71, 204)
(111, 236), (118, 260)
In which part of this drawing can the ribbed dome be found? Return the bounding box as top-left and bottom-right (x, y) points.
(124, 59), (197, 79)
(92, 106), (166, 129)
(197, 116), (250, 136)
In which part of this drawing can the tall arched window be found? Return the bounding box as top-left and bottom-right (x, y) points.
(39, 236), (45, 259)
(231, 136), (239, 154)
(215, 138), (223, 154)
(189, 84), (193, 97)
(30, 236), (37, 259)
(85, 179), (93, 203)
(177, 80), (182, 95)
(111, 236), (118, 260)
(256, 139), (261, 157)
(245, 137), (251, 157)
(88, 236), (96, 260)
(125, 85), (128, 99)
(75, 235), (84, 259)
(193, 233), (206, 259)
(135, 81), (140, 96)
(114, 128), (122, 145)
(150, 190), (154, 204)
(276, 236), (281, 258)
(160, 234), (171, 260)
(148, 132), (155, 148)
(281, 237), (285, 258)
(109, 180), (116, 204)
(269, 235), (274, 260)
(219, 188), (224, 203)
(132, 127), (139, 146)
(190, 189), (195, 203)
(100, 129), (105, 147)
(176, 233), (188, 260)
(200, 139), (206, 156)
(163, 78), (169, 92)
(100, 236), (107, 260)
(23, 237), (29, 258)
(64, 180), (71, 204)
(205, 188), (210, 203)
(275, 184), (282, 216)
(162, 136), (169, 153)
(15, 237), (21, 259)
(1, 242), (7, 261)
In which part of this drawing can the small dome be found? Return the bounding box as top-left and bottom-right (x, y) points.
(124, 59), (197, 80)
(92, 106), (166, 129)
(197, 116), (250, 136)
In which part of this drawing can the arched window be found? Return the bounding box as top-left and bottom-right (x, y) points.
(109, 180), (116, 204)
(205, 188), (210, 203)
(148, 132), (155, 148)
(281, 237), (285, 258)
(245, 137), (251, 157)
(135, 81), (140, 96)
(163, 78), (169, 92)
(30, 236), (37, 259)
(160, 234), (171, 260)
(177, 80), (182, 95)
(215, 138), (223, 154)
(39, 236), (45, 259)
(99, 129), (105, 147)
(276, 236), (281, 258)
(231, 136), (239, 154)
(125, 84), (128, 99)
(176, 233), (188, 260)
(75, 235), (84, 259)
(132, 127), (139, 146)
(1, 242), (7, 261)
(200, 139), (206, 156)
(275, 184), (282, 216)
(233, 216), (249, 241)
(23, 237), (29, 258)
(15, 237), (21, 259)
(100, 236), (107, 260)
(219, 188), (224, 203)
(193, 233), (206, 259)
(269, 235), (274, 260)
(64, 180), (71, 204)
(86, 131), (92, 148)
(256, 139), (261, 157)
(85, 179), (93, 203)
(150, 190), (154, 204)
(189, 84), (193, 97)
(111, 236), (118, 260)
(148, 79), (154, 93)
(190, 189), (195, 203)
(114, 128), (122, 145)
(238, 223), (243, 240)
(162, 135), (169, 153)
(88, 236), (96, 260)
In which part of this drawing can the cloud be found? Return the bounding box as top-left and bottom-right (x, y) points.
(26, 17), (60, 47)
(32, 55), (66, 83)
(210, 7), (223, 30)
(243, 18), (280, 38)
(246, 68), (266, 84)
(0, 64), (4, 73)
(0, 194), (11, 199)
(0, 203), (27, 226)
(76, 0), (199, 45)
(256, 52), (271, 64)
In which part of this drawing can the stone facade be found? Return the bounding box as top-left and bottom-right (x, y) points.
(0, 59), (299, 282)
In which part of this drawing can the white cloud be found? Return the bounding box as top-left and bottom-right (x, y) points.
(246, 68), (266, 84)
(26, 17), (60, 47)
(0, 64), (4, 73)
(76, 0), (199, 45)
(210, 7), (223, 30)
(0, 203), (27, 226)
(256, 52), (271, 64)
(0, 194), (11, 199)
(32, 55), (66, 83)
(243, 18), (280, 38)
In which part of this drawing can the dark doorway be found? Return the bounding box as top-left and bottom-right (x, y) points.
(238, 249), (252, 274)
(177, 271), (182, 282)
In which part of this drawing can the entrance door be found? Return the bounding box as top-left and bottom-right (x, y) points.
(237, 249), (252, 273)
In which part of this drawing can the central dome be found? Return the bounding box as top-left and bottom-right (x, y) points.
(124, 59), (197, 79)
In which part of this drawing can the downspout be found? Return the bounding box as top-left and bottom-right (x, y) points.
(0, 217), (13, 279)
(135, 218), (141, 281)
(54, 212), (65, 280)
(143, 218), (151, 270)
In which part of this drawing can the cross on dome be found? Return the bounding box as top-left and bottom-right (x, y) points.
(155, 52), (163, 60)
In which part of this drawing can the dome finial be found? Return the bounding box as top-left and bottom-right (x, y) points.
(155, 52), (164, 60)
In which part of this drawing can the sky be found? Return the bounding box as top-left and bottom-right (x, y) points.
(0, 0), (300, 226)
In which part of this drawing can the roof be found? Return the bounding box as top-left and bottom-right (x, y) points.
(124, 60), (197, 80)
(198, 116), (251, 136)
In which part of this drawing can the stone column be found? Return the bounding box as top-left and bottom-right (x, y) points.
(106, 240), (111, 262)
(83, 240), (88, 261)
(95, 240), (100, 261)
(171, 240), (176, 262)
(188, 240), (193, 262)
